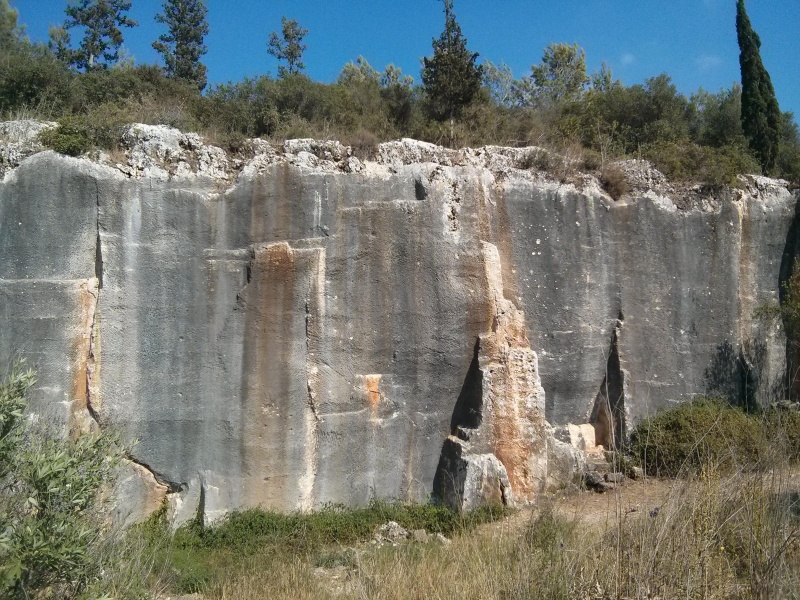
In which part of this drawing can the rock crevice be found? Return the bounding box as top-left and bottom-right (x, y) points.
(590, 315), (627, 449)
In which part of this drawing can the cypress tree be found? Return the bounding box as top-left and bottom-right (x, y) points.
(421, 0), (482, 129)
(736, 0), (780, 175)
(153, 0), (210, 91)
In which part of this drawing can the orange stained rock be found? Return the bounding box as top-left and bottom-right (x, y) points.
(365, 374), (382, 413)
(70, 279), (99, 436)
(264, 241), (295, 273)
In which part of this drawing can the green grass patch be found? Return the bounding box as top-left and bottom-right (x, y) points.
(174, 499), (505, 552)
(139, 499), (508, 595)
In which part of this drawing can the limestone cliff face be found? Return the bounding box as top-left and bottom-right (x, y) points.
(0, 124), (796, 522)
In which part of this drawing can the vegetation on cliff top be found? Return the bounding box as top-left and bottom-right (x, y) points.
(0, 0), (798, 186)
(49, 0), (138, 72)
(420, 0), (482, 145)
(152, 0), (210, 92)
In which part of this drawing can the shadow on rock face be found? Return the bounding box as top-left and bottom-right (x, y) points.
(433, 337), (484, 509)
(449, 338), (483, 433)
(780, 196), (800, 398)
(704, 339), (763, 411)
(432, 336), (514, 511)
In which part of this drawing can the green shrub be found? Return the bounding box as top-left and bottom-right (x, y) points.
(38, 116), (93, 156)
(777, 113), (800, 183)
(629, 397), (763, 476)
(71, 65), (196, 113)
(764, 408), (800, 461)
(197, 78), (265, 137)
(524, 509), (576, 553)
(39, 108), (131, 156)
(314, 548), (357, 569)
(642, 140), (759, 186)
(581, 148), (603, 171)
(519, 148), (555, 171)
(0, 361), (125, 598)
(0, 44), (73, 118)
(343, 128), (380, 160)
(630, 398), (800, 479)
(83, 102), (137, 147)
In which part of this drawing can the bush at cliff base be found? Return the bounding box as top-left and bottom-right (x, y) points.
(0, 361), (124, 599)
(629, 397), (800, 477)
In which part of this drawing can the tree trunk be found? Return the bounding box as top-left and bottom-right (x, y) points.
(449, 118), (454, 148)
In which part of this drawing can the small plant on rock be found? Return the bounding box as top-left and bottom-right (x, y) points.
(600, 165), (629, 200)
(38, 116), (93, 156)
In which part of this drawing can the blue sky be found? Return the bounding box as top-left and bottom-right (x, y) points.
(12, 1), (800, 118)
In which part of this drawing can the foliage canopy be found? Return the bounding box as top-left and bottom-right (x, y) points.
(0, 0), (19, 49)
(52, 0), (138, 71)
(421, 0), (483, 125)
(153, 0), (210, 91)
(268, 17), (308, 78)
(523, 42), (589, 107)
(736, 0), (781, 174)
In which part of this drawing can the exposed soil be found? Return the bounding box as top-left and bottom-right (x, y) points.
(486, 468), (800, 538)
(498, 468), (800, 534)
(551, 476), (674, 526)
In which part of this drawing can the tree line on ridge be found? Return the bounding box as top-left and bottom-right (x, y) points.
(0, 0), (797, 185)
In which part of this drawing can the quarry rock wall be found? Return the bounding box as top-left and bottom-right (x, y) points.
(0, 124), (796, 522)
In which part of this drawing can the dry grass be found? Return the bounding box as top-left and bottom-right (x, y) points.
(168, 463), (799, 600)
(600, 165), (630, 200)
(129, 403), (800, 600)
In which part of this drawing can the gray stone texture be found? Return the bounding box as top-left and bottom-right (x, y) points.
(1, 127), (796, 521)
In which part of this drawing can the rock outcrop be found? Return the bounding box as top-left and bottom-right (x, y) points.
(0, 123), (796, 523)
(0, 120), (56, 179)
(433, 242), (547, 510)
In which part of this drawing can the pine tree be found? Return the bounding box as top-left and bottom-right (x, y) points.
(736, 0), (780, 175)
(421, 0), (482, 126)
(0, 0), (19, 49)
(153, 0), (210, 91)
(267, 17), (307, 77)
(55, 0), (137, 70)
(530, 43), (589, 106)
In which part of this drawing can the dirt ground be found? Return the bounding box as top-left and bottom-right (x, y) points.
(552, 477), (675, 526)
(474, 475), (674, 540)
(486, 469), (800, 537)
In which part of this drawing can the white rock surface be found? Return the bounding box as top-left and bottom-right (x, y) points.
(118, 123), (230, 179)
(0, 120), (57, 179)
